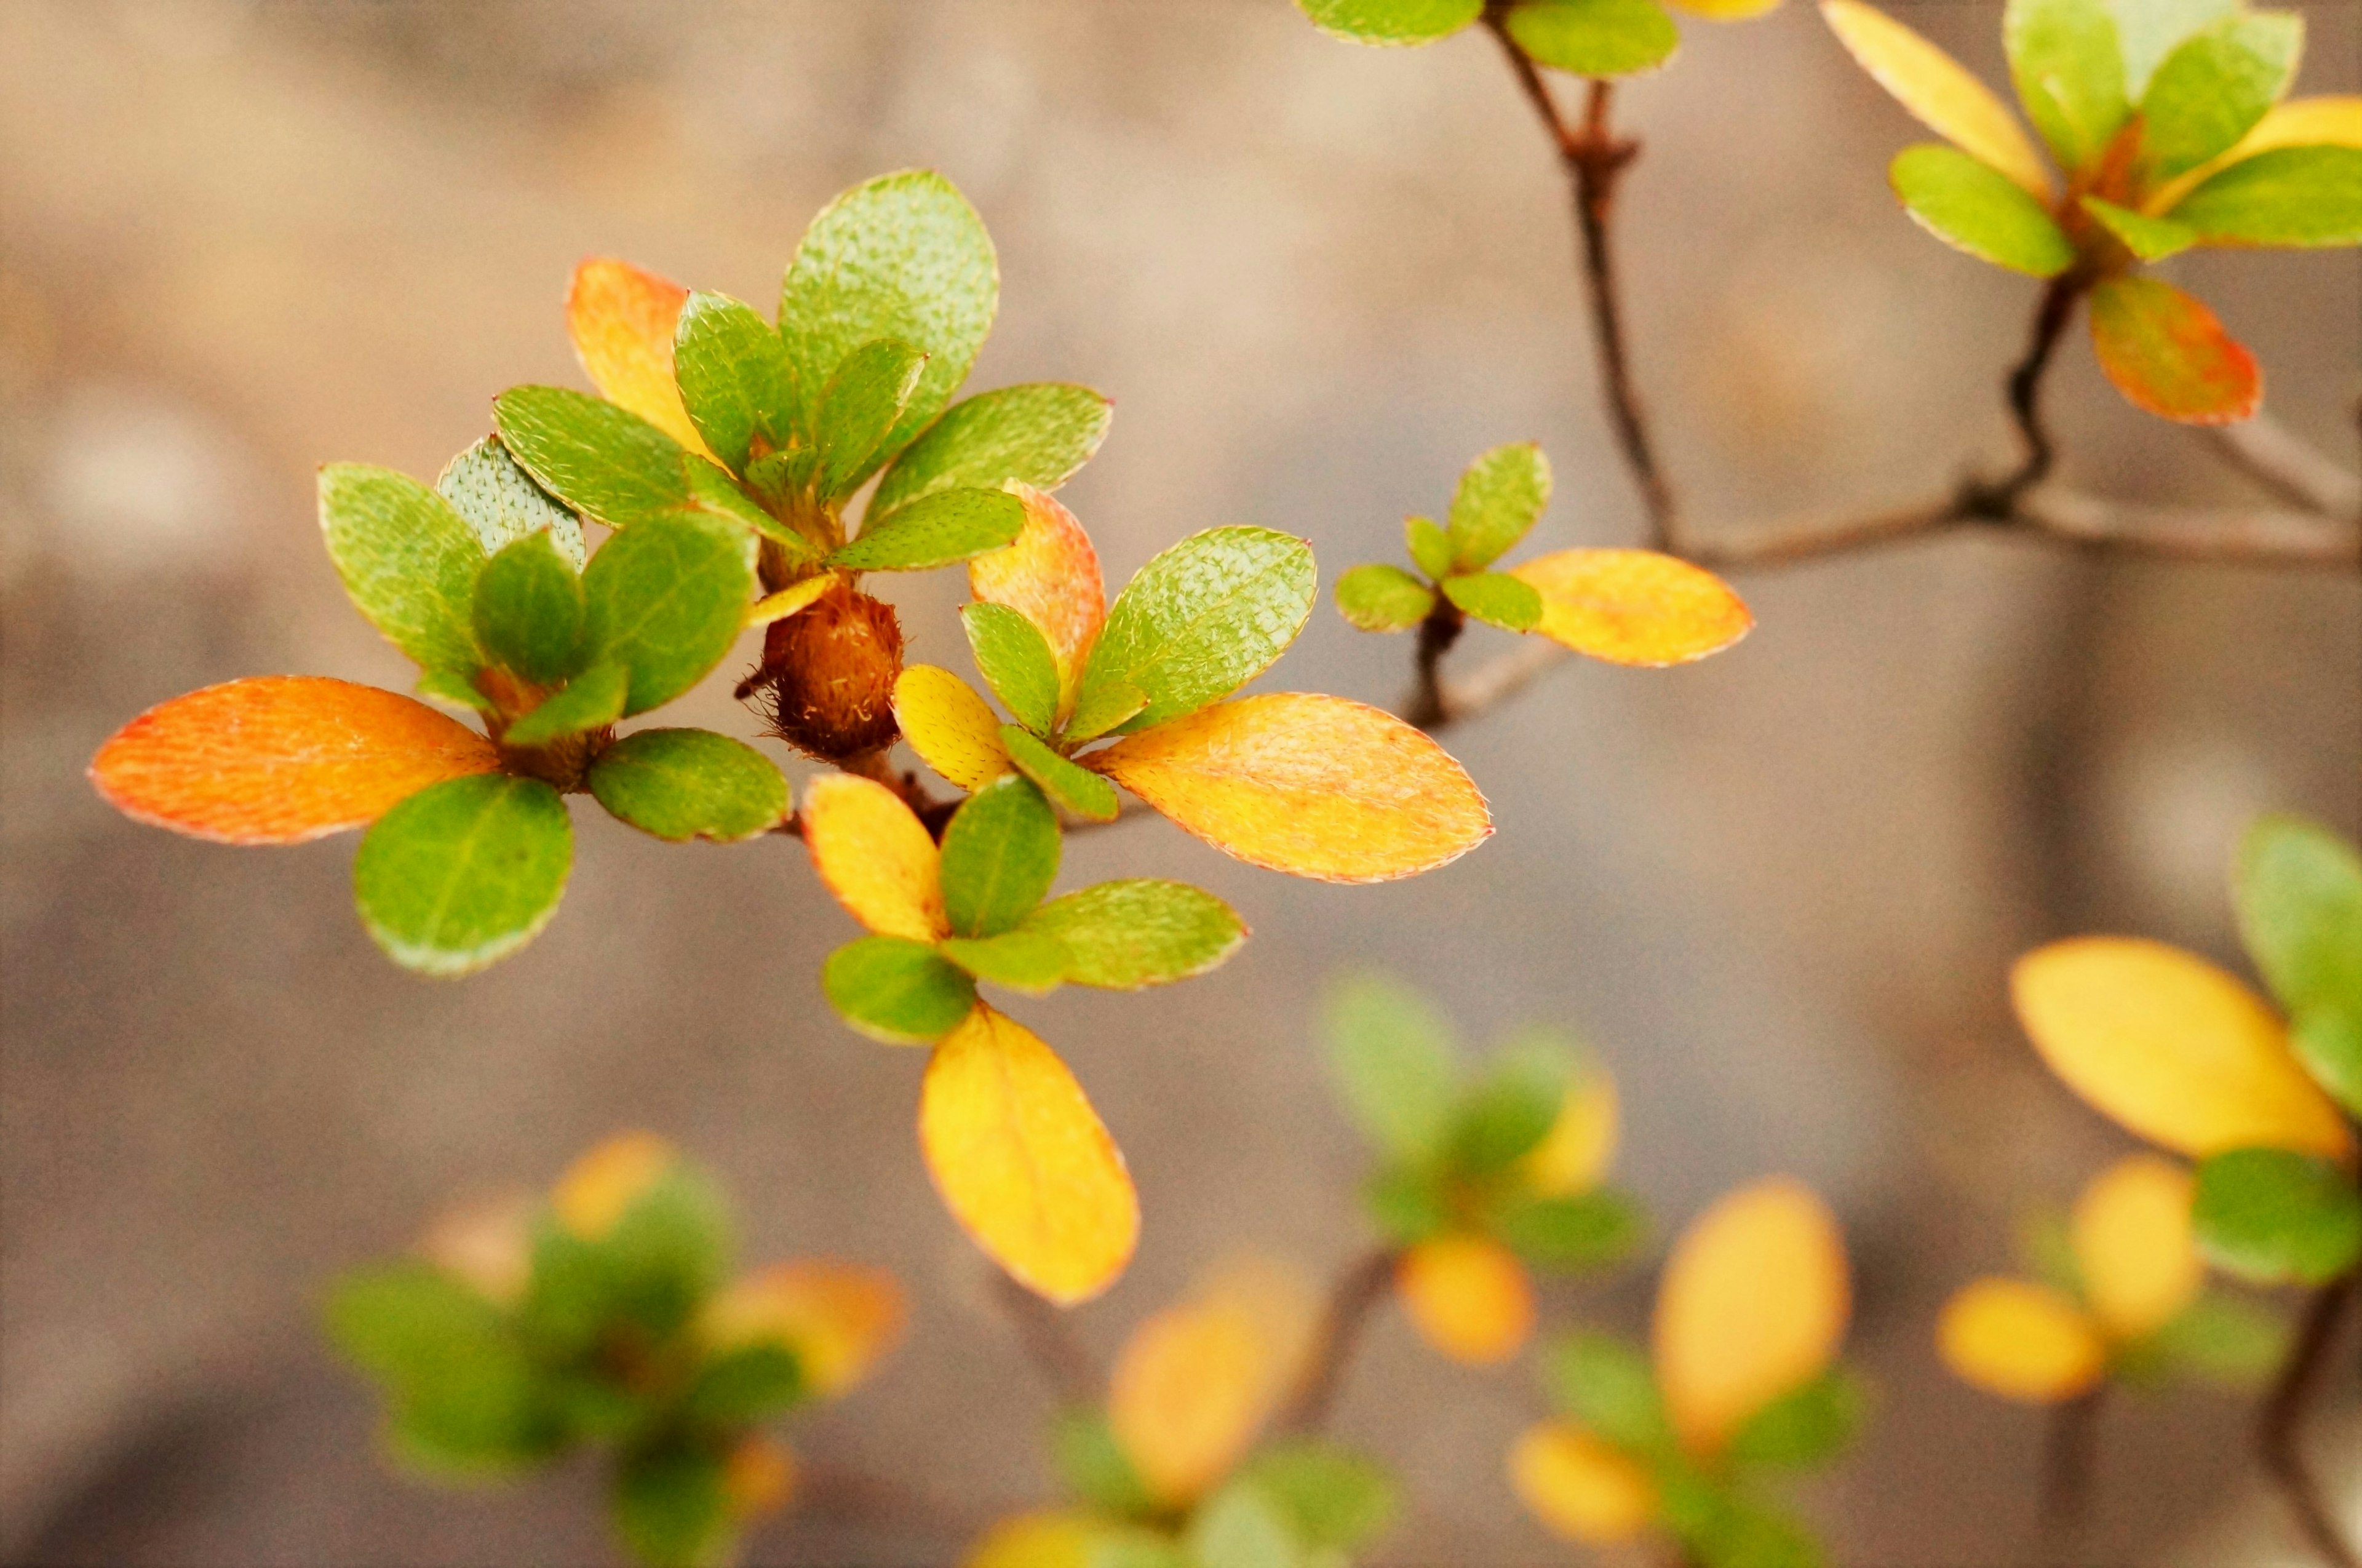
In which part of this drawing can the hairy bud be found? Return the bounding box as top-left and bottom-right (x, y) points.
(741, 581), (904, 761)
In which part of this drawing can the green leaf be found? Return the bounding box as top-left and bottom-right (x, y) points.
(2080, 196), (2198, 260)
(682, 1342), (806, 1427)
(1504, 0), (1680, 79)
(327, 1262), (508, 1387)
(583, 512), (758, 716)
(825, 936), (978, 1043)
(1448, 442), (1551, 570)
(587, 728), (790, 843)
(2236, 814), (2362, 1022)
(1441, 571), (1544, 634)
(493, 385), (690, 530)
(1241, 1441), (1398, 1552)
(1684, 1497), (1824, 1568)
(1447, 1032), (1570, 1173)
(1334, 563), (1436, 633)
(963, 602), (1062, 736)
(2192, 1147), (2362, 1286)
(1020, 878), (1246, 989)
(939, 772), (1062, 938)
(938, 928), (1071, 994)
(1093, 1533), (1196, 1568)
(2291, 1009), (2362, 1121)
(1404, 515), (1453, 581)
(1003, 725), (1122, 822)
(437, 436), (586, 568)
(501, 660), (629, 747)
(827, 485), (1025, 571)
(1296, 0), (1481, 44)
(318, 463), (485, 674)
(2138, 14), (2302, 183)
(672, 290), (798, 474)
(352, 775), (572, 976)
(1890, 144), (2077, 276)
(2171, 146), (2362, 250)
(1052, 1409), (1158, 1518)
(1189, 1479), (1303, 1568)
(327, 1264), (560, 1472)
(870, 383), (1112, 517)
(682, 457), (805, 553)
(603, 1164), (734, 1339)
(779, 170), (997, 469)
(1723, 1368), (1864, 1470)
(1080, 527), (1316, 731)
(1493, 1188), (1646, 1273)
(473, 528), (586, 685)
(416, 668), (495, 714)
(1062, 680), (1148, 747)
(516, 1224), (614, 1361)
(2005, 0), (2128, 172)
(613, 1447), (734, 1568)
(1363, 1166), (1450, 1245)
(2109, 0), (2234, 98)
(1324, 974), (1458, 1163)
(816, 337), (929, 498)
(2140, 1290), (2288, 1386)
(1541, 1331), (1674, 1454)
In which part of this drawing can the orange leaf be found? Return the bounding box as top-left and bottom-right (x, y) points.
(722, 1434), (798, 1520)
(89, 676), (498, 845)
(1819, 0), (2053, 197)
(1395, 1235), (1535, 1366)
(800, 772), (947, 942)
(1936, 1278), (2105, 1403)
(552, 1130), (677, 1240)
(1110, 1298), (1271, 1505)
(919, 1005), (1139, 1305)
(567, 257), (714, 457)
(1086, 693), (1490, 883)
(2011, 937), (2352, 1161)
(968, 484), (1106, 720)
(2071, 1155), (2201, 1341)
(1510, 550), (1753, 666)
(1653, 1177), (1850, 1455)
(1510, 1422), (1658, 1543)
(705, 1260), (907, 1396)
(2088, 277), (2261, 426)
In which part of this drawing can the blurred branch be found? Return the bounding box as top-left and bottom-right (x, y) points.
(792, 1460), (1006, 1546)
(2202, 412), (2362, 519)
(2039, 1386), (2103, 1564)
(990, 1269), (1100, 1409)
(2257, 1272), (2360, 1568)
(1276, 1248), (1398, 1435)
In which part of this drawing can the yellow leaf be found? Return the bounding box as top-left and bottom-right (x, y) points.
(1110, 1299), (1271, 1505)
(2145, 95), (2362, 212)
(723, 1434), (798, 1519)
(1395, 1235), (1536, 1366)
(894, 666), (1014, 792)
(800, 772), (948, 942)
(746, 574), (839, 629)
(566, 257), (714, 458)
(1820, 0), (2054, 196)
(1653, 1177), (1850, 1455)
(1510, 550), (1752, 667)
(970, 484), (1107, 721)
(1521, 1062), (1620, 1196)
(2070, 1155), (2202, 1342)
(1936, 1278), (2106, 1403)
(966, 1511), (1102, 1568)
(1194, 1252), (1322, 1398)
(705, 1260), (908, 1396)
(2011, 937), (2355, 1161)
(920, 1005), (1139, 1305)
(1666, 0), (1781, 22)
(551, 1131), (675, 1240)
(1509, 1422), (1658, 1543)
(1086, 693), (1490, 884)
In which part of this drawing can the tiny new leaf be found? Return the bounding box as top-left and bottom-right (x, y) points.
(1335, 563), (1436, 633)
(474, 528), (586, 685)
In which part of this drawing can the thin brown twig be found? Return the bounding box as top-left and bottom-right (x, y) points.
(1276, 1248), (1399, 1434)
(989, 1268), (1102, 1409)
(2038, 1385), (2104, 1564)
(2256, 1272), (2360, 1568)
(789, 1460), (1008, 1545)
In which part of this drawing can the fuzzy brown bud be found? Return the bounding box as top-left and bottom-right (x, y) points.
(740, 581), (904, 761)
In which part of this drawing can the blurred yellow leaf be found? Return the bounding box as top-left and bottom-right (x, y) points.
(2147, 96), (2362, 214)
(1195, 1252), (1322, 1396)
(920, 1006), (1139, 1305)
(1110, 1299), (1271, 1505)
(801, 773), (948, 942)
(746, 575), (839, 629)
(894, 666), (1014, 793)
(1820, 0), (2054, 196)
(706, 1260), (908, 1396)
(1396, 1234), (1536, 1366)
(723, 1434), (798, 1519)
(1522, 1064), (1620, 1196)
(2012, 937), (2355, 1161)
(1666, 0), (1781, 17)
(970, 485), (1107, 722)
(1937, 1278), (2105, 1403)
(566, 257), (714, 458)
(418, 1190), (535, 1307)
(1653, 1177), (1850, 1454)
(2072, 1154), (2203, 1342)
(551, 1131), (675, 1240)
(1086, 693), (1491, 883)
(1510, 1421), (1658, 1543)
(966, 1511), (1102, 1568)
(1510, 550), (1752, 667)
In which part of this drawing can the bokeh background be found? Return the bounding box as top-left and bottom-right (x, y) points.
(2, 1), (2356, 1563)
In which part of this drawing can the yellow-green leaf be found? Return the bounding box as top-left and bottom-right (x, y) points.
(1511, 549), (1753, 666)
(894, 666), (1012, 792)
(1891, 144), (2077, 275)
(1821, 0), (2054, 196)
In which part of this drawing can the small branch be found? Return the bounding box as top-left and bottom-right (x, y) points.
(2257, 1272), (2361, 1568)
(2038, 1385), (2104, 1563)
(2203, 412), (2362, 519)
(1974, 274), (2082, 513)
(1277, 1248), (1398, 1434)
(990, 1269), (1101, 1409)
(1404, 600), (1466, 730)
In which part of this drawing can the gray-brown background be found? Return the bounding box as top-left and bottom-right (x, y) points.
(2, 1), (2356, 1563)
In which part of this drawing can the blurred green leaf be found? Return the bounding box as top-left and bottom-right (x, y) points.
(1405, 515), (1454, 582)
(437, 436), (586, 568)
(353, 775), (571, 976)
(2005, 0), (2127, 172)
(474, 528), (586, 685)
(1448, 1036), (1569, 1174)
(2235, 814), (2362, 1024)
(2167, 146), (2362, 248)
(1505, 0), (1680, 79)
(1724, 1368), (1864, 1470)
(327, 1264), (559, 1473)
(518, 1223), (614, 1361)
(816, 337), (929, 498)
(2192, 1147), (2362, 1285)
(1079, 527), (1316, 732)
(602, 1166), (733, 1342)
(940, 773), (1062, 938)
(587, 728), (790, 843)
(1324, 975), (1458, 1164)
(1687, 1497), (1824, 1568)
(827, 485), (1025, 571)
(1447, 442), (1551, 571)
(1363, 1166), (1450, 1246)
(1242, 1441), (1398, 1551)
(939, 928), (1072, 994)
(964, 602), (1062, 736)
(415, 668), (495, 714)
(318, 463), (485, 674)
(501, 661), (629, 748)
(683, 1342), (806, 1427)
(823, 936), (979, 1044)
(583, 511), (758, 716)
(1543, 1332), (1674, 1454)
(1890, 144), (2076, 276)
(495, 385), (690, 531)
(2291, 1009), (2362, 1121)
(1493, 1188), (1646, 1273)
(613, 1446), (734, 1568)
(2138, 14), (2301, 181)
(1295, 0), (1482, 45)
(1442, 571), (1544, 634)
(1334, 563), (1436, 633)
(2140, 1289), (2288, 1387)
(672, 290), (799, 474)
(1052, 1409), (1158, 1518)
(870, 383), (1111, 517)
(2112, 0), (2235, 98)
(1003, 725), (1122, 822)
(1022, 878), (1246, 989)
(2080, 195), (2198, 260)
(1189, 1478), (1303, 1568)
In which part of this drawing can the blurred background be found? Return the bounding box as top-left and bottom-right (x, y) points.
(1, 1), (2356, 1563)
